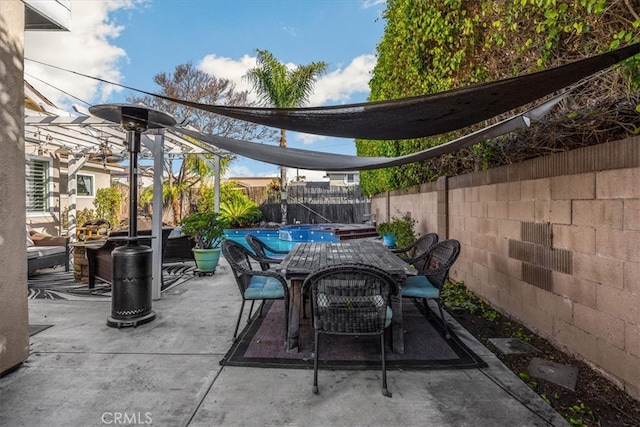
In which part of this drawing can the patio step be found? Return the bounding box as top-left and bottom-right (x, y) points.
(333, 226), (379, 241)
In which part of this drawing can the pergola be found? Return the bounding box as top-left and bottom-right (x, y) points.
(24, 103), (230, 299)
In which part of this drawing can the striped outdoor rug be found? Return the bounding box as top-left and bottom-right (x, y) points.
(27, 263), (198, 300)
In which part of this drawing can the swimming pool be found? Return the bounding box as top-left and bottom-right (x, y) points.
(224, 226), (339, 254)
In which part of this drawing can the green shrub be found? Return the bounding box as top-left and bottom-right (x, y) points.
(376, 214), (416, 248)
(179, 211), (227, 249)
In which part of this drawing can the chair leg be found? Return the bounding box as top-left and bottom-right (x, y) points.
(313, 329), (320, 394)
(247, 300), (255, 323)
(233, 299), (246, 341)
(283, 297), (290, 346)
(426, 301), (435, 319)
(381, 333), (389, 397)
(312, 330), (319, 394)
(436, 300), (451, 340)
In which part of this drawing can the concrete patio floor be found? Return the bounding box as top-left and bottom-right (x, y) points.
(1, 259), (569, 426)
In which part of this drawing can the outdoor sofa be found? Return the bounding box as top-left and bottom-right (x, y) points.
(27, 227), (70, 273)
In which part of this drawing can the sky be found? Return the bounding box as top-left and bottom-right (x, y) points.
(23, 0), (388, 181)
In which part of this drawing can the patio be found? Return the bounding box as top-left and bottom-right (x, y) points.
(0, 257), (568, 426)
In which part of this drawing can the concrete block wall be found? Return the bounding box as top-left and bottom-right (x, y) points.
(371, 181), (438, 236)
(372, 136), (640, 399)
(0, 0), (29, 375)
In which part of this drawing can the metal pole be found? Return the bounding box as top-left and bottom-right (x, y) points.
(127, 129), (140, 237)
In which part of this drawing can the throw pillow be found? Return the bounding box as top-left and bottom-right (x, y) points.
(26, 225), (34, 247)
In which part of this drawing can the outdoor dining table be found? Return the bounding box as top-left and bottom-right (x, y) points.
(276, 240), (416, 354)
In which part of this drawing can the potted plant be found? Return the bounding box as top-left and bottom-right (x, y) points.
(376, 214), (416, 248)
(180, 211), (227, 273)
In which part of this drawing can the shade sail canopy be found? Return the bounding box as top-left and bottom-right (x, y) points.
(147, 43), (640, 140)
(170, 93), (564, 172)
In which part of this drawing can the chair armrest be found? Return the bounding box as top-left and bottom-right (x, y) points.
(244, 248), (283, 268)
(390, 239), (418, 255)
(263, 245), (289, 255)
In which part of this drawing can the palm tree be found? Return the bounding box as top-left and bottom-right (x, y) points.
(244, 49), (328, 224)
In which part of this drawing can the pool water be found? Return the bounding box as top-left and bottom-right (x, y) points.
(224, 226), (339, 255)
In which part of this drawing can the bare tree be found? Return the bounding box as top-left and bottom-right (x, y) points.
(128, 62), (276, 224)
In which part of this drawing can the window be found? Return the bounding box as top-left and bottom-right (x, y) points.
(77, 174), (94, 197)
(59, 172), (95, 197)
(26, 158), (50, 212)
(346, 174), (355, 183)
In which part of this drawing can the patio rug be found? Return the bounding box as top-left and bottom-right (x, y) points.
(220, 300), (486, 370)
(27, 263), (198, 300)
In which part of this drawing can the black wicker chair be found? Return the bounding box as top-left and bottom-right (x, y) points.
(245, 234), (289, 271)
(391, 232), (439, 265)
(401, 239), (460, 339)
(302, 263), (398, 396)
(222, 240), (290, 343)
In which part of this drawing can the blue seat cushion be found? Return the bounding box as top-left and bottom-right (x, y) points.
(245, 275), (285, 299)
(385, 306), (393, 329)
(402, 275), (440, 299)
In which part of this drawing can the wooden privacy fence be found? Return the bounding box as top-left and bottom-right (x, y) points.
(260, 185), (371, 224)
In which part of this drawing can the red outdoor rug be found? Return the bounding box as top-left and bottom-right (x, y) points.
(220, 300), (485, 370)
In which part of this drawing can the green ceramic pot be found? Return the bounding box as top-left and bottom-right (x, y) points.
(192, 247), (221, 273)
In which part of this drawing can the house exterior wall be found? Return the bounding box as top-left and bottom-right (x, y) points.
(372, 136), (640, 399)
(0, 0), (29, 375)
(326, 171), (360, 186)
(23, 149), (116, 235)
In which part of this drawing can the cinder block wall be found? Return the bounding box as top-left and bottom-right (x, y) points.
(371, 182), (438, 236)
(372, 136), (640, 399)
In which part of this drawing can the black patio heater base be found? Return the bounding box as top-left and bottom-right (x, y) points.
(89, 103), (176, 329)
(106, 237), (155, 328)
(107, 312), (156, 329)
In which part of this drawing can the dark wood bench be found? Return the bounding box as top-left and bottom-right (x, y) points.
(85, 228), (173, 288)
(164, 234), (195, 263)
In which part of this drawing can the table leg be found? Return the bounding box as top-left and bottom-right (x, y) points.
(391, 294), (405, 354)
(287, 279), (303, 352)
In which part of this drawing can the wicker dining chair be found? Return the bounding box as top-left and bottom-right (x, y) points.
(401, 239), (460, 339)
(391, 232), (439, 265)
(246, 234), (289, 271)
(302, 263), (398, 396)
(222, 240), (289, 343)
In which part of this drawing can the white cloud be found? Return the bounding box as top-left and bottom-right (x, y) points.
(361, 0), (386, 9)
(198, 54), (257, 96)
(198, 53), (375, 109)
(296, 133), (327, 145)
(24, 0), (145, 109)
(225, 164), (277, 178)
(309, 54), (375, 106)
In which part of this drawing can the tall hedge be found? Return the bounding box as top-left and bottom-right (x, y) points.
(358, 0), (640, 195)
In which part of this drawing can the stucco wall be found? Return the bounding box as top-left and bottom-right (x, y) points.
(0, 0), (29, 375)
(372, 136), (640, 399)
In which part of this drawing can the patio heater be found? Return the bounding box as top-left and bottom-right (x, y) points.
(89, 104), (176, 328)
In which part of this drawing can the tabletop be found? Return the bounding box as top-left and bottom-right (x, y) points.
(279, 239), (413, 353)
(278, 240), (415, 279)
